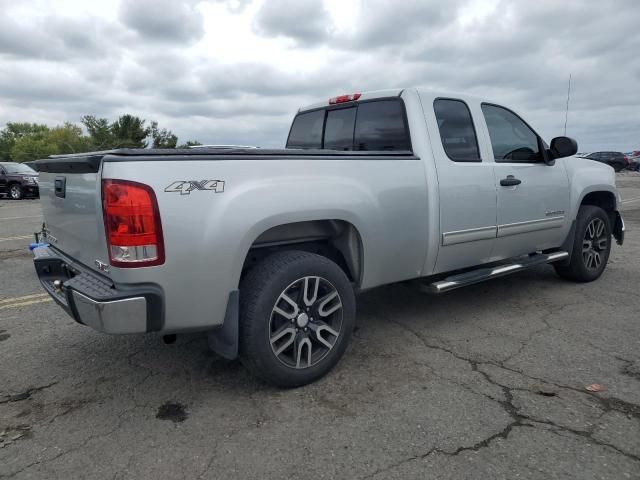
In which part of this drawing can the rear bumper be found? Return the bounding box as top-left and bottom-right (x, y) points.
(32, 246), (164, 334)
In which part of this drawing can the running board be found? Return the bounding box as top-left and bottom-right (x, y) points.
(424, 251), (569, 294)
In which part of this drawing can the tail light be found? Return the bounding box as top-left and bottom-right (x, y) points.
(102, 179), (165, 268)
(329, 93), (361, 104)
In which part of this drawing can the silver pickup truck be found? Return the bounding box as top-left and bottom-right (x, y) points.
(32, 88), (624, 387)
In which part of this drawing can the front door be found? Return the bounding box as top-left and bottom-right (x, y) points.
(480, 104), (570, 259)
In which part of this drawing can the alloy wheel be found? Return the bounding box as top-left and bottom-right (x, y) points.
(10, 186), (21, 199)
(582, 218), (608, 271)
(269, 276), (343, 369)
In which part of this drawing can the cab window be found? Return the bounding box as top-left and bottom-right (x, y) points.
(433, 99), (481, 162)
(481, 104), (542, 163)
(287, 110), (324, 149)
(324, 107), (356, 151)
(353, 100), (410, 151)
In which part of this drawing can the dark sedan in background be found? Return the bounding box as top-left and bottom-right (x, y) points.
(0, 162), (39, 199)
(578, 151), (629, 172)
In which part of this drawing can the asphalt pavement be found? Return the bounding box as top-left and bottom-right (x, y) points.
(1, 175), (640, 479)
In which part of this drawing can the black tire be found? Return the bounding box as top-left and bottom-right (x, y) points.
(555, 205), (611, 282)
(239, 250), (355, 387)
(9, 184), (23, 200)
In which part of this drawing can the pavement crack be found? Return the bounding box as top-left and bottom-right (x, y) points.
(0, 381), (58, 405)
(380, 316), (640, 468)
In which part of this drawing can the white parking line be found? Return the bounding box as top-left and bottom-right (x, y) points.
(0, 293), (50, 305)
(0, 215), (42, 221)
(621, 196), (640, 204)
(0, 234), (33, 243)
(0, 298), (52, 310)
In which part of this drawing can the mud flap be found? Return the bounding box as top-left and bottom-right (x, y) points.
(613, 211), (625, 246)
(207, 290), (239, 360)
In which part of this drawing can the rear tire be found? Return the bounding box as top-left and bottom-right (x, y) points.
(239, 251), (355, 388)
(555, 205), (611, 282)
(9, 184), (23, 200)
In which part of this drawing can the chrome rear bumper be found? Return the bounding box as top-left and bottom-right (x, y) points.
(32, 246), (163, 334)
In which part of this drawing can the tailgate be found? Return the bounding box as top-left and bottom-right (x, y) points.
(35, 155), (109, 275)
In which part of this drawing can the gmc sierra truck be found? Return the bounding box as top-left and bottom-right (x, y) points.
(31, 89), (624, 387)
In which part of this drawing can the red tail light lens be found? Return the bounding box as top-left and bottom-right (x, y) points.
(329, 93), (361, 104)
(102, 179), (165, 268)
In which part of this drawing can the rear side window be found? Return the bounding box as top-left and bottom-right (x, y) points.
(324, 107), (356, 151)
(287, 110), (324, 149)
(433, 99), (480, 162)
(354, 100), (410, 151)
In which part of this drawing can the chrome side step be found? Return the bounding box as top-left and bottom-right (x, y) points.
(424, 251), (569, 294)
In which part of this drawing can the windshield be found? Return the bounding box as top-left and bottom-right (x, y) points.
(1, 163), (36, 174)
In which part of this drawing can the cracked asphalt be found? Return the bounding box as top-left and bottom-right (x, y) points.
(1, 174), (640, 480)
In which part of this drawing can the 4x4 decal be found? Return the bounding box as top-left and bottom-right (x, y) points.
(165, 180), (225, 195)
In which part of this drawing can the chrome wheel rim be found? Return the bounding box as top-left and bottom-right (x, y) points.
(582, 218), (608, 271)
(10, 186), (20, 199)
(269, 276), (343, 369)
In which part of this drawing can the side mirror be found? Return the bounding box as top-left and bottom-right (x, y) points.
(549, 136), (578, 160)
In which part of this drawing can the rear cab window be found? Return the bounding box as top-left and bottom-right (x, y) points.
(286, 110), (324, 149)
(286, 99), (411, 152)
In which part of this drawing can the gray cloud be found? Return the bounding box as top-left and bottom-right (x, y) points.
(0, 0), (638, 152)
(253, 0), (332, 45)
(119, 0), (205, 43)
(0, 15), (124, 60)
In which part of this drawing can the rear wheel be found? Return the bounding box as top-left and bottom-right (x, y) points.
(9, 184), (23, 200)
(239, 251), (355, 387)
(555, 205), (611, 282)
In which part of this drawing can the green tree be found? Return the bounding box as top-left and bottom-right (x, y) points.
(0, 123), (50, 160)
(48, 123), (93, 154)
(177, 140), (202, 148)
(150, 121), (178, 148)
(10, 135), (58, 162)
(110, 114), (150, 148)
(81, 116), (113, 150)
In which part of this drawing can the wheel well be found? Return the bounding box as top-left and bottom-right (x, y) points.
(242, 220), (363, 286)
(581, 191), (616, 212)
(581, 191), (617, 223)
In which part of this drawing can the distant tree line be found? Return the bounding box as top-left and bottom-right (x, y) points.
(0, 114), (202, 162)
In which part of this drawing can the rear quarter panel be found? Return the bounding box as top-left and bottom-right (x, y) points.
(102, 155), (428, 332)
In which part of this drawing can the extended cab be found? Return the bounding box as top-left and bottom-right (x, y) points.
(31, 89), (624, 387)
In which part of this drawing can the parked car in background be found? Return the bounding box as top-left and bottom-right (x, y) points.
(0, 162), (39, 199)
(578, 152), (628, 172)
(627, 151), (640, 171)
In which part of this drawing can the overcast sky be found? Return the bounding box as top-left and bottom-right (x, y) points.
(0, 0), (638, 151)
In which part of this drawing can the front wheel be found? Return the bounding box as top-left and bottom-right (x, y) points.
(555, 205), (612, 282)
(9, 184), (23, 200)
(239, 251), (355, 387)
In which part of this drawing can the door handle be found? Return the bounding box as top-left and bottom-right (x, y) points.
(500, 175), (521, 187)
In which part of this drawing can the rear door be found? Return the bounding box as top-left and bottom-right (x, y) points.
(427, 97), (498, 273)
(480, 104), (570, 259)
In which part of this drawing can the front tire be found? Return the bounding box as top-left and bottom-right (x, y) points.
(555, 205), (612, 282)
(9, 184), (23, 200)
(239, 251), (355, 387)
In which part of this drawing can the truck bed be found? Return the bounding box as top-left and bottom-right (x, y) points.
(34, 148), (416, 173)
